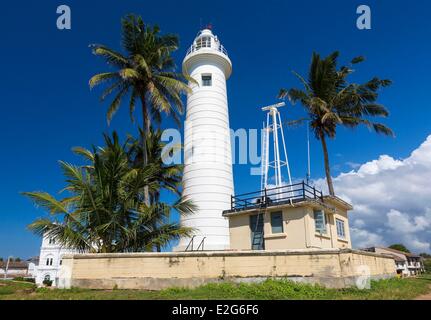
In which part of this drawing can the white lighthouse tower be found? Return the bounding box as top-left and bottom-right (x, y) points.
(177, 28), (233, 251)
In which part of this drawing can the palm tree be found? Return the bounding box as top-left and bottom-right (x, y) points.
(127, 127), (184, 252)
(23, 132), (195, 253)
(279, 52), (393, 196)
(127, 127), (183, 203)
(89, 14), (193, 133)
(89, 14), (194, 205)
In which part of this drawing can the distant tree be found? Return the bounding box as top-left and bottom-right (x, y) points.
(389, 244), (410, 253)
(419, 253), (431, 258)
(0, 257), (3, 262)
(14, 258), (21, 262)
(424, 259), (431, 274)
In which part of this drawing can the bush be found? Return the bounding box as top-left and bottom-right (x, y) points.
(43, 279), (53, 287)
(13, 277), (35, 283)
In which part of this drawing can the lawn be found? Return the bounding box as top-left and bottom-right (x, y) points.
(1, 275), (430, 300)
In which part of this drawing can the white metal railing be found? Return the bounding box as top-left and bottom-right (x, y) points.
(186, 40), (228, 57)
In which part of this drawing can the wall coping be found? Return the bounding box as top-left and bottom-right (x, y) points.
(62, 248), (393, 260)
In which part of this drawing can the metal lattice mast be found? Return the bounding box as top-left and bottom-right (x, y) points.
(261, 102), (293, 197)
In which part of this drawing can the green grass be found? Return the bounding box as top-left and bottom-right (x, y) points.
(1, 274), (430, 300)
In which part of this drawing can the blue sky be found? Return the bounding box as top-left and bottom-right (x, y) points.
(1, 0), (431, 258)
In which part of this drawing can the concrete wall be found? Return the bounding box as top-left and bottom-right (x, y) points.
(228, 202), (352, 251)
(58, 249), (396, 290)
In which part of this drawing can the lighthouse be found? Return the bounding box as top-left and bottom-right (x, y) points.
(177, 28), (234, 251)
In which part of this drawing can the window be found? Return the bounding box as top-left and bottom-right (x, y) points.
(44, 274), (51, 281)
(45, 257), (53, 266)
(196, 36), (211, 50)
(336, 219), (346, 239)
(202, 74), (212, 86)
(270, 211), (284, 234)
(48, 238), (55, 245)
(59, 260), (62, 266)
(314, 210), (327, 234)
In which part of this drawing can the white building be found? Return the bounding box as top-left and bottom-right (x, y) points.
(177, 28), (234, 251)
(33, 234), (79, 287)
(364, 247), (425, 277)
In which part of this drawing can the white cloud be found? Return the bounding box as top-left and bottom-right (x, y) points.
(353, 219), (365, 228)
(346, 161), (361, 170)
(386, 209), (431, 233)
(316, 135), (431, 253)
(357, 155), (403, 175)
(350, 227), (384, 248)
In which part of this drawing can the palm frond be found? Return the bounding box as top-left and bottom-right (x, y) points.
(90, 45), (128, 67)
(89, 72), (120, 89)
(22, 192), (68, 215)
(72, 147), (94, 162)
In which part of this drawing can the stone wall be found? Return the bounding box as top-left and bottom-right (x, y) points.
(58, 249), (396, 290)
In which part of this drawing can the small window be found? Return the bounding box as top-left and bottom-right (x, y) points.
(336, 219), (346, 239)
(202, 74), (212, 86)
(314, 210), (327, 234)
(270, 211), (284, 234)
(196, 36), (211, 50)
(44, 275), (51, 281)
(48, 238), (55, 245)
(46, 258), (53, 266)
(59, 260), (62, 266)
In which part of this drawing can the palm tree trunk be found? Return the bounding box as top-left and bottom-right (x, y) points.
(140, 95), (151, 206)
(319, 132), (335, 196)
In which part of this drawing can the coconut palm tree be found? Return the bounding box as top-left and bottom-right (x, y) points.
(89, 14), (193, 133)
(127, 127), (183, 203)
(279, 51), (393, 196)
(127, 127), (184, 252)
(89, 15), (194, 205)
(23, 132), (195, 253)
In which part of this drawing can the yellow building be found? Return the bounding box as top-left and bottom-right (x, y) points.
(223, 182), (353, 251)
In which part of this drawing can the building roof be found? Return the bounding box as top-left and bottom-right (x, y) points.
(392, 255), (407, 263)
(322, 195), (353, 211)
(26, 256), (40, 264)
(0, 261), (29, 269)
(379, 247), (421, 258)
(403, 252), (421, 258)
(366, 246), (421, 259)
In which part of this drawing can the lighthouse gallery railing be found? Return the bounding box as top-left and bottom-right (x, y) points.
(186, 41), (228, 57)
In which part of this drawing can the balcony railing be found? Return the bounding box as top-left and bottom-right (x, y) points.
(186, 42), (228, 57)
(227, 181), (324, 213)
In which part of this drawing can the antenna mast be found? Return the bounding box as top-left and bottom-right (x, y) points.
(261, 102), (293, 198)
